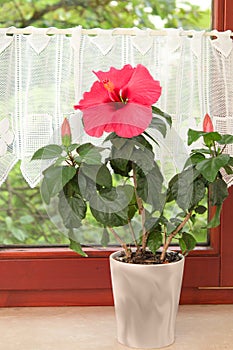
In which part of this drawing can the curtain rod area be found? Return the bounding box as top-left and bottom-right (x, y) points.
(0, 27), (232, 37)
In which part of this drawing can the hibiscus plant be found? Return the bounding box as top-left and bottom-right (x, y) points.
(32, 64), (233, 263)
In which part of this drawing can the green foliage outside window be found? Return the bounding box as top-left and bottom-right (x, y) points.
(0, 0), (211, 246)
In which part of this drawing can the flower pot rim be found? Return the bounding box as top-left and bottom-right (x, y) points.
(109, 250), (184, 267)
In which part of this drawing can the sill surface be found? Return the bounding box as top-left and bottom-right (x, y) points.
(0, 305), (233, 349)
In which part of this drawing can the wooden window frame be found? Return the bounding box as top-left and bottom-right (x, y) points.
(1, 0), (233, 306)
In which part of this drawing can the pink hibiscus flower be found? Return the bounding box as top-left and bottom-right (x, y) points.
(74, 64), (162, 138)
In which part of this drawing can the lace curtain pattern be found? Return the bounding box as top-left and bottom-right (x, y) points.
(0, 27), (232, 187)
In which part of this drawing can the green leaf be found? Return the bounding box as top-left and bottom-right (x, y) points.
(188, 129), (206, 146)
(11, 227), (27, 241)
(209, 178), (229, 206)
(77, 174), (96, 201)
(152, 106), (172, 127)
(191, 148), (212, 155)
(40, 177), (51, 205)
(131, 148), (155, 174)
(184, 153), (206, 169)
(196, 154), (230, 182)
(80, 164), (112, 189)
(101, 228), (110, 247)
(110, 158), (132, 176)
(136, 163), (164, 211)
(223, 165), (233, 175)
(147, 230), (163, 254)
(203, 132), (221, 147)
(5, 216), (13, 230)
(69, 239), (87, 257)
(109, 139), (134, 176)
(19, 215), (34, 224)
(58, 192), (87, 229)
(89, 185), (134, 227)
(148, 117), (167, 137)
(168, 167), (205, 210)
(77, 143), (104, 165)
(207, 205), (222, 228)
(41, 165), (76, 202)
(217, 134), (233, 145)
(228, 157), (233, 167)
(133, 135), (153, 151)
(68, 143), (79, 152)
(195, 205), (207, 214)
(179, 232), (197, 254)
(31, 144), (63, 160)
(104, 133), (128, 149)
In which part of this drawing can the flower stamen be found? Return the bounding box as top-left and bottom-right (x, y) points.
(103, 79), (115, 93)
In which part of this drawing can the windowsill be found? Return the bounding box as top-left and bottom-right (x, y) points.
(1, 305), (233, 349)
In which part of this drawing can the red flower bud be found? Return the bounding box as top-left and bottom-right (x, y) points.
(61, 118), (72, 146)
(203, 113), (214, 132)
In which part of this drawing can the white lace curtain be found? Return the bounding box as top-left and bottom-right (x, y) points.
(0, 26), (232, 187)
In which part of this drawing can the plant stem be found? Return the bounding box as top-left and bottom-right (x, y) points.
(108, 227), (131, 258)
(220, 144), (227, 155)
(160, 211), (192, 261)
(132, 164), (147, 252)
(128, 219), (139, 251)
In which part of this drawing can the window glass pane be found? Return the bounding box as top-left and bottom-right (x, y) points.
(0, 162), (69, 246)
(0, 0), (212, 247)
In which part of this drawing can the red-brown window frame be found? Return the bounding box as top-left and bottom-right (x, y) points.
(1, 0), (233, 306)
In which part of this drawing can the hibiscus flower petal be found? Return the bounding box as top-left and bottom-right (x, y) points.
(123, 64), (162, 106)
(74, 81), (110, 110)
(81, 102), (151, 138)
(111, 103), (152, 138)
(82, 103), (116, 137)
(93, 64), (134, 92)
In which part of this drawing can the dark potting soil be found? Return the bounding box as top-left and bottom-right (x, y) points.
(115, 250), (182, 265)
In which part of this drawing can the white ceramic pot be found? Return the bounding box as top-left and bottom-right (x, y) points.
(110, 251), (185, 349)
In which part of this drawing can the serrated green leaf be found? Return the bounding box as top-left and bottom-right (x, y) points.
(179, 237), (186, 254)
(229, 157), (233, 167)
(68, 143), (79, 152)
(80, 164), (112, 189)
(89, 185), (134, 227)
(147, 231), (163, 254)
(77, 143), (104, 165)
(223, 165), (233, 175)
(69, 239), (87, 257)
(152, 106), (172, 127)
(148, 117), (167, 137)
(180, 232), (197, 254)
(191, 148), (212, 155)
(41, 165), (76, 204)
(195, 205), (207, 214)
(168, 167), (205, 210)
(196, 154), (230, 182)
(58, 192), (87, 229)
(136, 163), (164, 211)
(203, 132), (221, 147)
(217, 134), (233, 145)
(187, 129), (206, 146)
(31, 144), (63, 160)
(184, 153), (206, 169)
(209, 178), (229, 206)
(207, 205), (222, 228)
